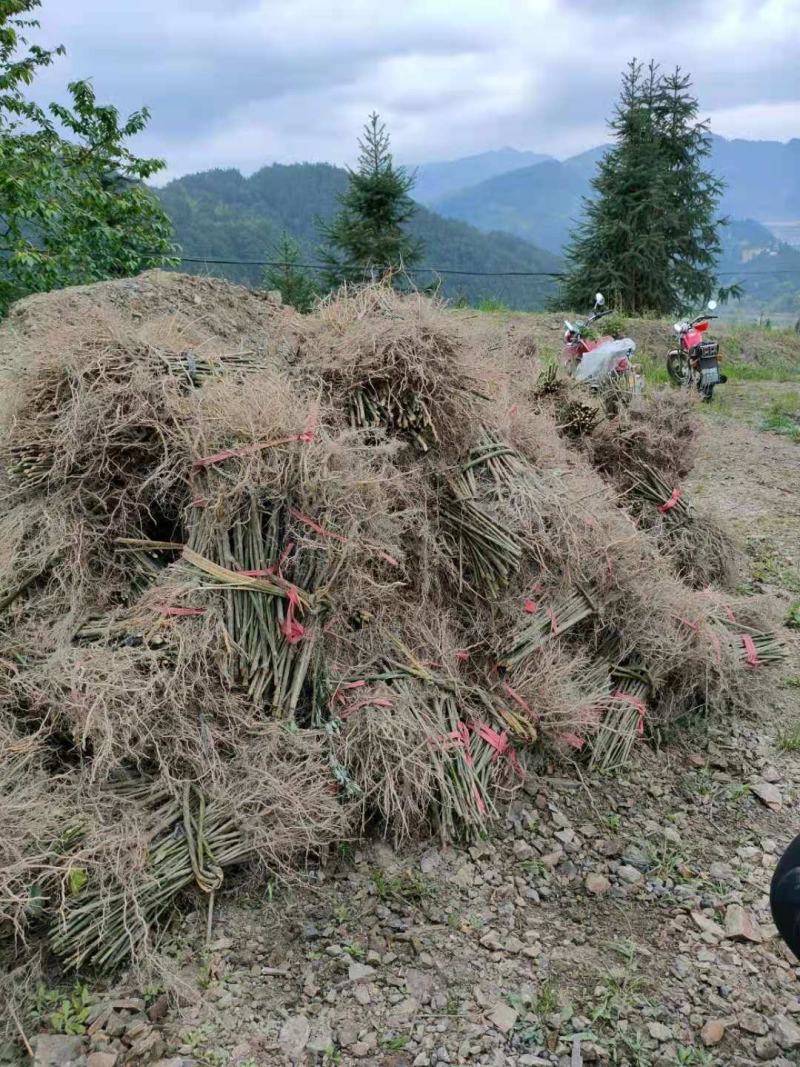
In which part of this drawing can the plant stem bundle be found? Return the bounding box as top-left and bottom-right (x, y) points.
(440, 473), (522, 597)
(348, 380), (438, 452)
(50, 781), (249, 971)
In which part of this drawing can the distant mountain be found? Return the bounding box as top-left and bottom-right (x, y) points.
(409, 148), (552, 205)
(432, 136), (800, 254)
(710, 135), (800, 223)
(157, 162), (563, 310)
(719, 219), (800, 314)
(431, 159), (588, 255)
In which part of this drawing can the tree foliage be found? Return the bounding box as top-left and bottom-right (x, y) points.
(0, 0), (176, 314)
(263, 232), (317, 313)
(320, 112), (422, 287)
(561, 61), (725, 315)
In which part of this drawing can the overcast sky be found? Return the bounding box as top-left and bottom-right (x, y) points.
(29, 0), (800, 183)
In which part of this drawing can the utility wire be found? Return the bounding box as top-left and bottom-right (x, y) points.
(7, 245), (800, 279)
(157, 253), (800, 280)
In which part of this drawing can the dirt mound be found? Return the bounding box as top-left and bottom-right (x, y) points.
(0, 273), (783, 986)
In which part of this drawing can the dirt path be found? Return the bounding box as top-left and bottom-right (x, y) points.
(38, 390), (800, 1067)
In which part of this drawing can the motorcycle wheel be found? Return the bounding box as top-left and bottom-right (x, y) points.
(700, 383), (715, 403)
(667, 350), (692, 387)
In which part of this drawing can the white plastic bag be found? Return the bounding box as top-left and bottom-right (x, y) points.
(575, 338), (636, 383)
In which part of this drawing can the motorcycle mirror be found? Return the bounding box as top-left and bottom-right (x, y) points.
(595, 293), (605, 307)
(707, 299), (718, 310)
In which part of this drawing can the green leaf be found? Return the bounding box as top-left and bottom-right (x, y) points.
(67, 867), (88, 895)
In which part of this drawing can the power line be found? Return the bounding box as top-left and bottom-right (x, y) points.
(7, 245), (800, 280)
(164, 254), (800, 280)
(167, 254), (564, 278)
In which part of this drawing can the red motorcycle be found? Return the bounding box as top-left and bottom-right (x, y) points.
(562, 292), (614, 368)
(562, 293), (640, 401)
(667, 300), (726, 401)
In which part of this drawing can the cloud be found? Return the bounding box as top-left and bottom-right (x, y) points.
(26, 0), (800, 180)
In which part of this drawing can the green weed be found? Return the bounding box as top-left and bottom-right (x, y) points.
(778, 724), (800, 752)
(727, 782), (752, 802)
(34, 983), (93, 1036)
(676, 1047), (715, 1065)
(381, 1035), (409, 1050)
(477, 298), (509, 313)
(371, 867), (432, 904)
(761, 395), (800, 440)
(534, 978), (560, 1016)
(332, 902), (351, 924)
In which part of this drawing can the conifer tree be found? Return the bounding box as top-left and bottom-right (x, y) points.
(320, 112), (422, 287)
(263, 233), (317, 313)
(561, 61), (725, 315)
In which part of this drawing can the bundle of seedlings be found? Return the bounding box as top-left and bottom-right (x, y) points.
(533, 362), (565, 399)
(590, 665), (652, 771)
(628, 463), (741, 589)
(555, 394), (602, 438)
(589, 387), (701, 485)
(439, 472), (523, 597)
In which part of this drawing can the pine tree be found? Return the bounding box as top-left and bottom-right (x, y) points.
(319, 112), (422, 288)
(561, 61), (725, 315)
(263, 233), (317, 313)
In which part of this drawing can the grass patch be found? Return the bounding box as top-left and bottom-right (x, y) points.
(777, 724), (800, 753)
(476, 298), (509, 313)
(747, 538), (800, 594)
(761, 394), (800, 440)
(534, 977), (560, 1016)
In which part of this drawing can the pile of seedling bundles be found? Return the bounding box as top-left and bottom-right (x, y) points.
(0, 271), (783, 978)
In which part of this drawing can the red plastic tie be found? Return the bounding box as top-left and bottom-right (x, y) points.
(741, 634), (760, 669)
(709, 630), (722, 664)
(523, 598), (538, 615)
(280, 585), (305, 644)
(725, 605), (738, 624)
(193, 411), (317, 469)
(190, 497), (209, 508)
(473, 720), (524, 778)
(560, 732), (585, 751)
(289, 508), (349, 544)
(439, 720), (474, 766)
(657, 487), (683, 514)
(455, 650), (470, 662)
(340, 696), (393, 720)
(330, 680), (366, 711)
(502, 683), (537, 720)
(613, 690), (647, 735)
(680, 618), (700, 633)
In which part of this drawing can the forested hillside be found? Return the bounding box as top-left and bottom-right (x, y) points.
(157, 163), (563, 309)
